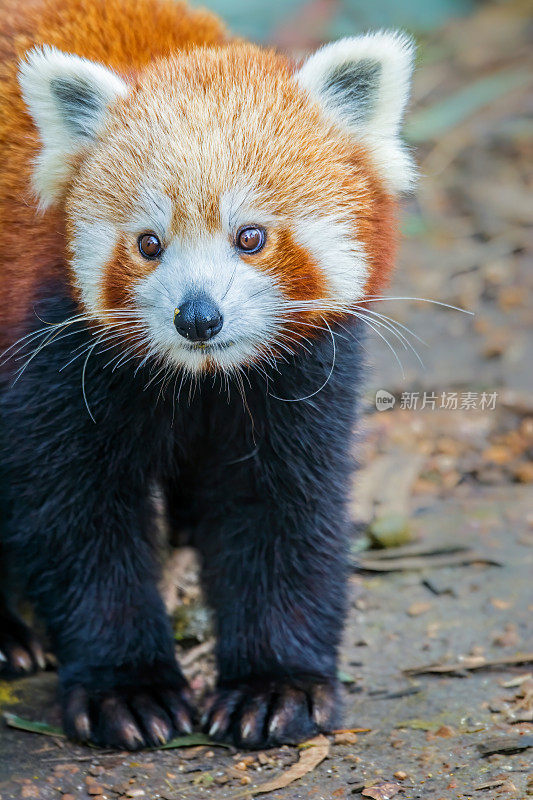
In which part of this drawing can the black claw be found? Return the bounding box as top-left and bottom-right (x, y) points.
(203, 679), (337, 749)
(0, 609), (47, 678)
(62, 682), (196, 749)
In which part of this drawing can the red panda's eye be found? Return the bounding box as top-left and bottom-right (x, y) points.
(236, 226), (266, 254)
(138, 233), (162, 259)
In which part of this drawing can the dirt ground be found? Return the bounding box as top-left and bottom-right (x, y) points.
(1, 1), (531, 798)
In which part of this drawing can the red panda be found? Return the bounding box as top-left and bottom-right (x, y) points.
(0, 0), (414, 750)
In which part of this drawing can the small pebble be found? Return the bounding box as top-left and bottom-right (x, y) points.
(434, 725), (455, 738)
(89, 766), (105, 776)
(20, 790), (40, 800)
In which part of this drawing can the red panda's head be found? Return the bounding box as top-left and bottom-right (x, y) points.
(19, 35), (414, 374)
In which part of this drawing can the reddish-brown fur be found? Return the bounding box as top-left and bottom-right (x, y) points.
(0, 0), (225, 354)
(354, 162), (398, 300)
(0, 0), (398, 358)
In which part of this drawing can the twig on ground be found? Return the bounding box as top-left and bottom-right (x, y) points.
(230, 734), (330, 798)
(404, 653), (533, 676)
(180, 639), (214, 667)
(357, 551), (501, 572)
(477, 735), (533, 757)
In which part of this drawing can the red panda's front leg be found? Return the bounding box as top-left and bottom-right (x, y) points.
(0, 302), (194, 749)
(197, 462), (349, 748)
(199, 509), (346, 748)
(195, 328), (362, 747)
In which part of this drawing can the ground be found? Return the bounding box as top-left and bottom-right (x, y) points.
(0, 1), (531, 798)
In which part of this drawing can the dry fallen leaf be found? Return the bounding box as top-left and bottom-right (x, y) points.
(492, 623), (520, 648)
(403, 653), (533, 676)
(514, 462), (533, 483)
(362, 782), (401, 799)
(475, 779), (507, 791)
(332, 727), (371, 733)
(407, 601), (432, 617)
(490, 597), (513, 610)
(231, 734), (330, 798)
(333, 731), (358, 745)
(500, 673), (532, 688)
(497, 780), (518, 794)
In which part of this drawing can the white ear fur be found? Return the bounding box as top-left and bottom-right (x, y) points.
(296, 31), (416, 193)
(19, 46), (128, 208)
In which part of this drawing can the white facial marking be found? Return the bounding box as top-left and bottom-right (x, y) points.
(133, 232), (282, 372)
(126, 186), (173, 241)
(71, 218), (118, 311)
(294, 213), (368, 304)
(221, 184), (370, 307)
(70, 177), (372, 373)
(220, 184), (279, 235)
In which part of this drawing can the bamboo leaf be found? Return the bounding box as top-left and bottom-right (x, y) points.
(154, 733), (231, 750)
(4, 713), (65, 737)
(4, 713), (230, 749)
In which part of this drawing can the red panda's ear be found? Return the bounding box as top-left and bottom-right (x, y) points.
(296, 32), (416, 193)
(19, 46), (129, 209)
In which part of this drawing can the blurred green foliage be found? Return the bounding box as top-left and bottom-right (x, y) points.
(327, 0), (475, 38)
(192, 0), (475, 42)
(406, 68), (531, 142)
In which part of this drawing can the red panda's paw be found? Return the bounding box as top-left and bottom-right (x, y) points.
(202, 678), (338, 749)
(62, 679), (195, 750)
(0, 607), (47, 677)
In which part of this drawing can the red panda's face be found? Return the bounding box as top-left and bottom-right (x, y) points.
(19, 38), (414, 374)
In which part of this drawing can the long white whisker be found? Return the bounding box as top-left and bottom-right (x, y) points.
(134, 353), (152, 377)
(107, 339), (149, 371)
(144, 362), (168, 392)
(57, 325), (147, 373)
(11, 322), (80, 384)
(353, 313), (405, 377)
(362, 296), (475, 314)
(276, 333), (312, 356)
(270, 318), (336, 403)
(4, 309), (143, 371)
(80, 329), (117, 424)
(349, 310), (424, 368)
(11, 325), (91, 363)
(353, 306), (427, 347)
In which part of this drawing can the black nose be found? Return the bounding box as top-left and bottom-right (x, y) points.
(173, 296), (223, 342)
